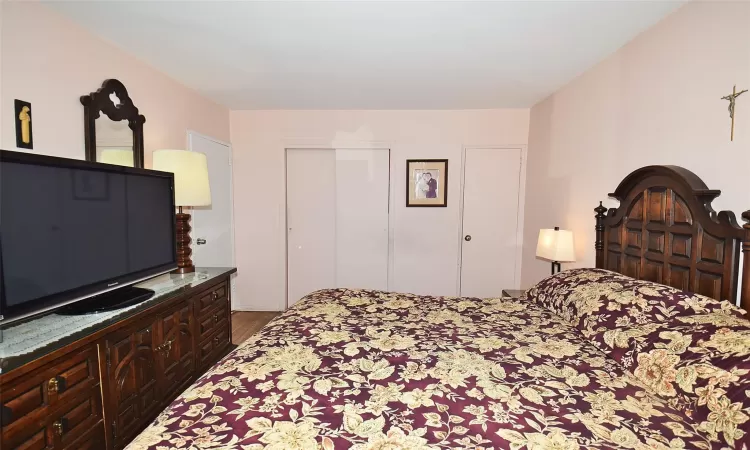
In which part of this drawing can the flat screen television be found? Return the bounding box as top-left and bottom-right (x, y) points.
(0, 150), (177, 324)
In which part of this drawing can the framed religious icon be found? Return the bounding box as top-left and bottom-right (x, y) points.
(14, 100), (33, 150)
(406, 159), (448, 207)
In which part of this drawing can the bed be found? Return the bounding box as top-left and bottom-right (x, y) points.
(128, 165), (750, 450)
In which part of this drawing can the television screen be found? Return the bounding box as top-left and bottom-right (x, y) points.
(0, 151), (176, 323)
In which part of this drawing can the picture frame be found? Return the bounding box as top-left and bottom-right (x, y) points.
(406, 159), (448, 207)
(14, 99), (33, 150)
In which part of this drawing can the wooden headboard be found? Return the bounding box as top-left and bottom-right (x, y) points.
(594, 165), (750, 310)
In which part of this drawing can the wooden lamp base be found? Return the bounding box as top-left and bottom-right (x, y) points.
(174, 206), (195, 274)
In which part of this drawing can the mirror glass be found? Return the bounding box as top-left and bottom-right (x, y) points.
(95, 115), (134, 167)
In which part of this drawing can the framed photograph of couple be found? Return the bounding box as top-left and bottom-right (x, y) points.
(406, 159), (448, 207)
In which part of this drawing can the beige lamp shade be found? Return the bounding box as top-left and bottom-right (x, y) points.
(99, 149), (134, 167)
(536, 228), (576, 262)
(152, 149), (211, 207)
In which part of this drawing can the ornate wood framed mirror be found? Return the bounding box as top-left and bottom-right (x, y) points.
(80, 79), (146, 168)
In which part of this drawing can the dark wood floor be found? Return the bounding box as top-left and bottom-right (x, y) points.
(232, 311), (281, 344)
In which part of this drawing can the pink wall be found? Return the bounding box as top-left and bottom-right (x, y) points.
(230, 110), (530, 310)
(1, 2), (229, 164)
(522, 1), (750, 287)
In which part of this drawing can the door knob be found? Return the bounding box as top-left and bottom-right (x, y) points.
(196, 238), (207, 245)
(464, 235), (472, 241)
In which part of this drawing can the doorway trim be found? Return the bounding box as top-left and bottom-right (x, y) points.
(456, 145), (527, 295)
(186, 130), (238, 305)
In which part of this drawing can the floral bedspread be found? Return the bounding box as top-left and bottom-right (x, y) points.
(129, 287), (730, 450)
(524, 268), (750, 448)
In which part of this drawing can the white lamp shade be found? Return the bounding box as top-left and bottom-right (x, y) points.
(99, 149), (134, 167)
(536, 228), (576, 262)
(152, 149), (211, 207)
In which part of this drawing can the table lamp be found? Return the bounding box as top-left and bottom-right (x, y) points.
(152, 149), (211, 274)
(100, 149), (135, 167)
(536, 227), (575, 275)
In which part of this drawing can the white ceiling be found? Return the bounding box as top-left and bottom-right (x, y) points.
(48, 1), (684, 110)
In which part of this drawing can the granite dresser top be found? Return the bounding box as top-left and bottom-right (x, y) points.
(0, 267), (235, 375)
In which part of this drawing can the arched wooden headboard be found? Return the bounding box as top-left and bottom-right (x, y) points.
(594, 165), (750, 310)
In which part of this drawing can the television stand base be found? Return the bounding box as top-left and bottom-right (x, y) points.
(57, 286), (155, 315)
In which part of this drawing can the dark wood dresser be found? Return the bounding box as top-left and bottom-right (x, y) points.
(0, 267), (236, 450)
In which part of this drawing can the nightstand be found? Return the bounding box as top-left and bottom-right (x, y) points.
(501, 289), (525, 299)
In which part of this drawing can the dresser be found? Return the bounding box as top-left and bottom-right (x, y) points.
(0, 267), (236, 450)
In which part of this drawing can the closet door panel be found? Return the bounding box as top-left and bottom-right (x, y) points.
(286, 149), (337, 306)
(335, 149), (390, 291)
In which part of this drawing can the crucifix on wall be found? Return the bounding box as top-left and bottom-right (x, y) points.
(722, 85), (747, 141)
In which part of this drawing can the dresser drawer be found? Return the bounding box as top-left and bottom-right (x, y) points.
(195, 282), (228, 319)
(197, 301), (229, 342)
(56, 390), (102, 449)
(198, 326), (230, 369)
(1, 380), (102, 450)
(62, 420), (104, 450)
(1, 422), (49, 450)
(1, 345), (99, 429)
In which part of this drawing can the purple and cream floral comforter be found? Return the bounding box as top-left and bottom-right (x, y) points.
(129, 270), (750, 450)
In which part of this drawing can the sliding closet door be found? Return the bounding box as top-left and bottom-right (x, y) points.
(286, 149), (337, 306)
(460, 148), (522, 298)
(286, 149), (390, 307)
(335, 149), (390, 290)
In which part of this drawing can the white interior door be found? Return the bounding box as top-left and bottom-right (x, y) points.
(189, 133), (235, 270)
(286, 149), (337, 306)
(460, 148), (522, 298)
(335, 149), (390, 290)
(286, 148), (390, 307)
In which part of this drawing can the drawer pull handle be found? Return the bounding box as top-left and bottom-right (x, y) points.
(213, 314), (219, 323)
(212, 291), (219, 300)
(214, 335), (221, 345)
(48, 376), (66, 395)
(53, 419), (66, 436)
(156, 339), (174, 356)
